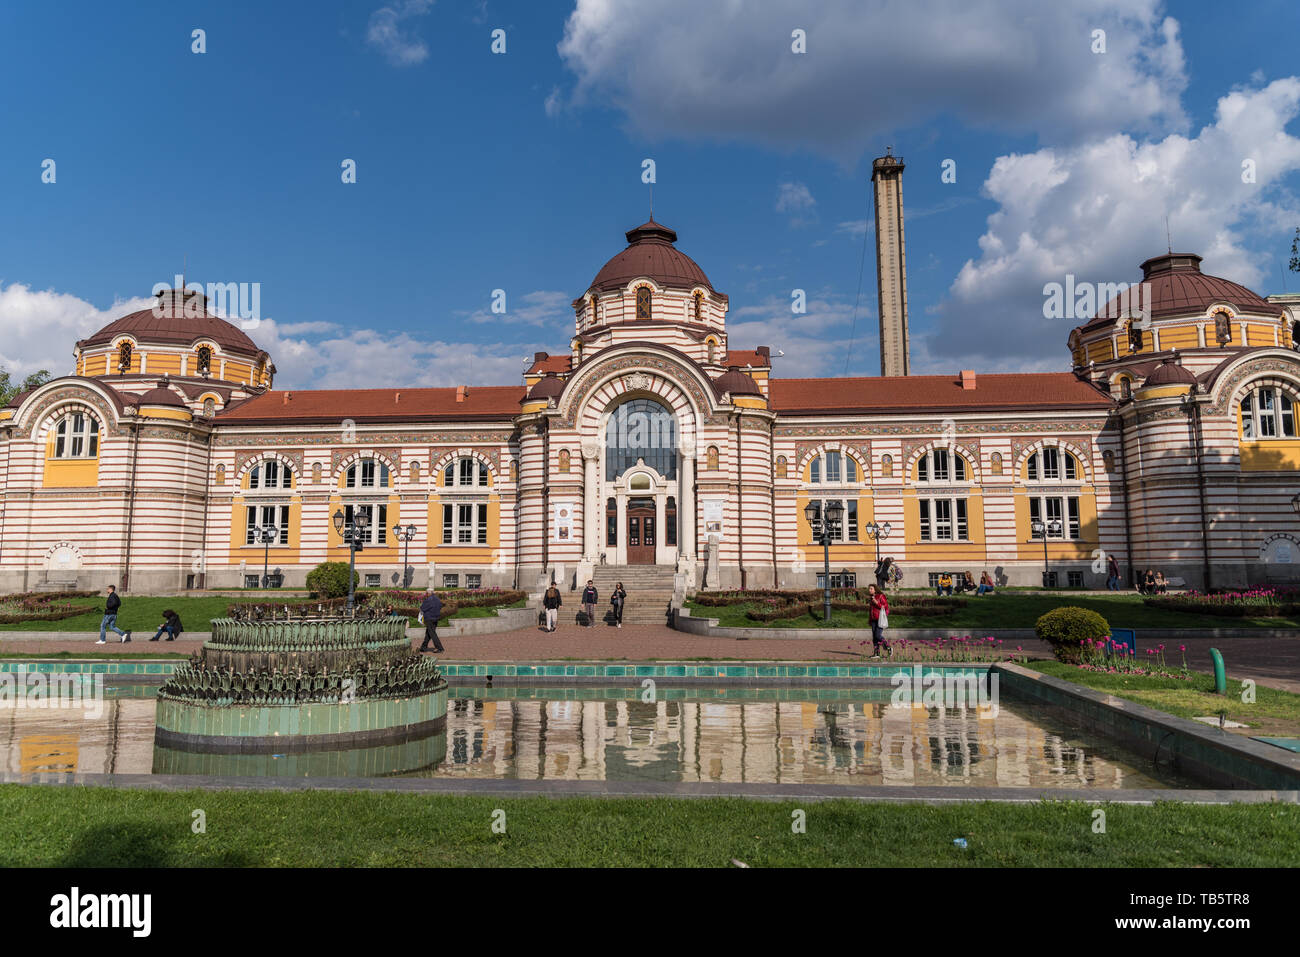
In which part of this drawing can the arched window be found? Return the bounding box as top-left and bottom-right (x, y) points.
(706, 446), (719, 471)
(202, 397), (215, 417)
(881, 454), (893, 478)
(1291, 321), (1300, 351)
(509, 460), (518, 483)
(346, 458), (390, 489)
(215, 464), (226, 485)
(1102, 450), (1116, 472)
(694, 291), (704, 322)
(808, 450), (858, 484)
(52, 412), (100, 459)
(312, 462), (322, 485)
(1214, 311), (1233, 346)
(409, 462), (420, 485)
(558, 449), (571, 473)
(636, 286), (652, 319)
(249, 458), (292, 490)
(1241, 387), (1298, 439)
(1127, 321), (1143, 353)
(775, 456), (787, 479)
(196, 346), (212, 374)
(1026, 447), (1079, 481)
(443, 456), (489, 487)
(117, 341), (133, 373)
(916, 448), (967, 482)
(990, 452), (1004, 475)
(706, 339), (717, 365)
(605, 398), (677, 480)
(1119, 376), (1132, 399)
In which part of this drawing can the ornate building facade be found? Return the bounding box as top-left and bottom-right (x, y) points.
(3, 225), (1299, 595)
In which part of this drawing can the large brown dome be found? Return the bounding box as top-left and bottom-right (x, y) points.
(589, 219), (714, 293)
(77, 290), (265, 357)
(1081, 254), (1283, 331)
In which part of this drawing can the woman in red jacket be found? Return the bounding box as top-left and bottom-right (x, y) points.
(867, 584), (891, 658)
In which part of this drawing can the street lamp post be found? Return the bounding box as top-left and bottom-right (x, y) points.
(393, 524), (417, 588)
(804, 499), (845, 625)
(1031, 518), (1064, 587)
(333, 508), (368, 614)
(864, 520), (893, 574)
(256, 523), (278, 588)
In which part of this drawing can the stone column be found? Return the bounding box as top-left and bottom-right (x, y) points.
(679, 437), (696, 560)
(655, 491), (666, 564)
(615, 493), (627, 565)
(581, 437), (601, 563)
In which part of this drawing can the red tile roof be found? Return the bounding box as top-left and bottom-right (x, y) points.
(724, 349), (769, 369)
(215, 386), (524, 424)
(525, 354), (571, 375)
(769, 373), (1112, 414)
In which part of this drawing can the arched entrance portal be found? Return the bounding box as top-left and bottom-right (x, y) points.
(601, 398), (680, 566)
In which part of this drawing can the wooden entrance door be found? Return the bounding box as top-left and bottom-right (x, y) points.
(626, 498), (656, 564)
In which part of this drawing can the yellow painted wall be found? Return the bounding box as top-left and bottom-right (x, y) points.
(1158, 325), (1199, 350)
(1240, 440), (1300, 471)
(42, 459), (98, 488)
(1086, 340), (1114, 363)
(147, 353), (182, 376)
(1247, 324), (1277, 347)
(226, 360), (252, 382)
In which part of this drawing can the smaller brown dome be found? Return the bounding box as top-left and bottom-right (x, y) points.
(138, 383), (187, 408)
(1143, 358), (1198, 388)
(713, 366), (762, 397)
(524, 372), (566, 403)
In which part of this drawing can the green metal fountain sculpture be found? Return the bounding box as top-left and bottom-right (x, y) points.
(153, 614), (448, 776)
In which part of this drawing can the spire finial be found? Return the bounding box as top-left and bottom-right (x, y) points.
(1165, 216), (1172, 255)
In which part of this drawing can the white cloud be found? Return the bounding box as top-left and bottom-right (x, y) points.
(465, 290), (573, 328)
(0, 283), (153, 379)
(557, 0), (1187, 161)
(728, 292), (875, 377)
(836, 219), (872, 238)
(775, 182), (815, 214)
(924, 78), (1300, 369)
(367, 0), (435, 67)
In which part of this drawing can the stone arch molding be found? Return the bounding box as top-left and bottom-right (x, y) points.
(235, 450), (303, 484)
(794, 443), (870, 483)
(558, 348), (720, 431)
(431, 448), (498, 483)
(905, 440), (983, 484)
(43, 540), (84, 572)
(1013, 438), (1093, 483)
(18, 382), (124, 440)
(333, 448), (400, 484)
(1207, 352), (1300, 417)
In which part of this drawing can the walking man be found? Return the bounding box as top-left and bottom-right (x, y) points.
(542, 583), (562, 632)
(96, 585), (131, 644)
(418, 587), (444, 653)
(581, 580), (598, 627)
(1106, 554), (1121, 591)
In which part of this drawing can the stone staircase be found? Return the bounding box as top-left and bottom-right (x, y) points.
(587, 566), (676, 625)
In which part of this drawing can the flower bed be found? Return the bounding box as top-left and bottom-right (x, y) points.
(1073, 636), (1193, 680)
(229, 588), (527, 623)
(693, 587), (964, 622)
(1144, 586), (1300, 618)
(0, 590), (100, 624)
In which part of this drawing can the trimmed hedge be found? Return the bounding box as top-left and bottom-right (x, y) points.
(1035, 605), (1111, 663)
(305, 562), (360, 599)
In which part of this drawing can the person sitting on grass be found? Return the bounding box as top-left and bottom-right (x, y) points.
(1155, 571), (1168, 594)
(1142, 569), (1156, 594)
(976, 571), (995, 596)
(936, 572), (954, 596)
(148, 609), (184, 642)
(960, 571), (977, 593)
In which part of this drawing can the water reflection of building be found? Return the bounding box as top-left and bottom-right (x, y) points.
(1, 697), (154, 775)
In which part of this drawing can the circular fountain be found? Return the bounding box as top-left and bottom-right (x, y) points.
(153, 615), (447, 776)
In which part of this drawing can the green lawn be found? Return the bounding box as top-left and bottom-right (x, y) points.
(0, 595), (527, 632)
(686, 592), (1300, 630)
(0, 785), (1294, 867)
(1025, 661), (1300, 735)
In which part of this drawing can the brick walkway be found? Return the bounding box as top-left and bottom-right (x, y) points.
(5, 624), (1298, 691)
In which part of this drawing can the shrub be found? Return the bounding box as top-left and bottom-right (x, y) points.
(1035, 606), (1111, 663)
(305, 562), (359, 599)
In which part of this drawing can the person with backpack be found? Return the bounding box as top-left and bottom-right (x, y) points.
(874, 557), (893, 591)
(610, 582), (627, 629)
(149, 609), (184, 641)
(96, 585), (131, 644)
(581, 580), (598, 627)
(542, 584), (562, 632)
(867, 584), (891, 658)
(418, 587), (444, 653)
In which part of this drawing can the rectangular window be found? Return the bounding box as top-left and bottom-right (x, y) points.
(846, 499), (858, 542)
(376, 505), (387, 544)
(934, 498), (953, 540)
(479, 461), (489, 486)
(1284, 395), (1296, 437)
(457, 504), (473, 543)
(1260, 390), (1277, 436)
(846, 457), (857, 483)
(477, 503), (488, 544)
(247, 505), (289, 545)
(1042, 448), (1059, 479)
(955, 499), (967, 540)
(442, 574), (459, 588)
(245, 574), (261, 588)
(365, 573), (381, 588)
(460, 459), (474, 486)
(1029, 497), (1042, 536)
(1044, 571), (1059, 588)
(918, 456), (928, 482)
(1067, 570), (1084, 588)
(1242, 393), (1254, 439)
(1067, 496), (1080, 539)
(1065, 454), (1077, 480)
(954, 455), (965, 482)
(825, 451), (841, 483)
(55, 419), (67, 458)
(810, 458), (820, 483)
(444, 463), (455, 487)
(265, 460), (279, 488)
(466, 574), (481, 589)
(932, 450), (949, 482)
(919, 500), (931, 541)
(246, 506), (257, 545)
(442, 504), (453, 544)
(1027, 454), (1038, 481)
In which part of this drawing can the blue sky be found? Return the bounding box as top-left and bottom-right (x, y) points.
(2, 0), (1298, 388)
